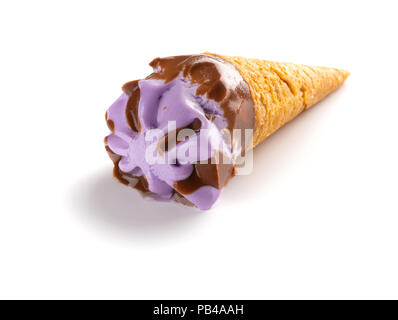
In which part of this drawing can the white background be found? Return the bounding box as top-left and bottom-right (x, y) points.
(1, 0), (397, 299)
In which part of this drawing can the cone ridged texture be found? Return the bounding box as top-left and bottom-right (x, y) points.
(206, 53), (349, 147)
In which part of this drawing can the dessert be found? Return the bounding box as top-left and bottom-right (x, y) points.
(105, 54), (349, 209)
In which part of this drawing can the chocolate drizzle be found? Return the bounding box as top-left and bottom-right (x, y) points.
(123, 80), (141, 132)
(105, 137), (150, 194)
(160, 118), (202, 153)
(172, 191), (195, 207)
(106, 54), (254, 205)
(173, 152), (235, 195)
(146, 55), (254, 133)
(105, 112), (115, 134)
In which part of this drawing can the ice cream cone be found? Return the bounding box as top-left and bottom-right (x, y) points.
(205, 53), (349, 147)
(105, 53), (349, 209)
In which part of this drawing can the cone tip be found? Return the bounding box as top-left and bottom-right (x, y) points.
(339, 69), (350, 81)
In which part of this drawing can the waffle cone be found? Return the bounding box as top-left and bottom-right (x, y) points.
(205, 53), (349, 147)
